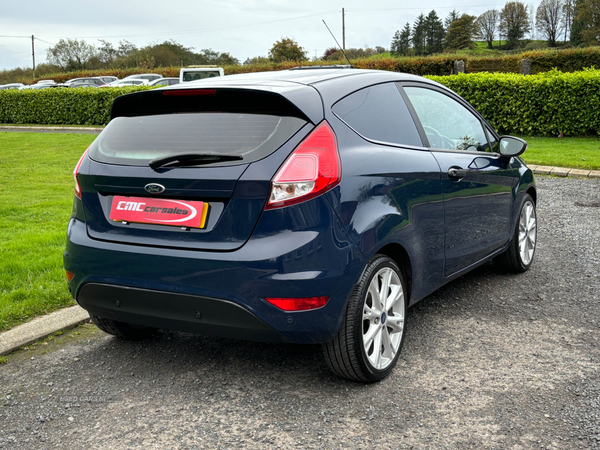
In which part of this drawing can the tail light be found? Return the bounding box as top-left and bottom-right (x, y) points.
(265, 296), (329, 311)
(265, 121), (340, 209)
(74, 147), (89, 199)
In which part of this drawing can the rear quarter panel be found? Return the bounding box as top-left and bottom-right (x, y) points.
(326, 113), (446, 304)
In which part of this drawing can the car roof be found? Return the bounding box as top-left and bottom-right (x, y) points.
(114, 68), (447, 125)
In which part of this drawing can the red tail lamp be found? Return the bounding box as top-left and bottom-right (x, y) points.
(265, 296), (329, 312)
(65, 271), (75, 282)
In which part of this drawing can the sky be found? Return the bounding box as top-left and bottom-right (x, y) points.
(0, 0), (512, 71)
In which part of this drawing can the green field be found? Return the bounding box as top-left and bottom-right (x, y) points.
(0, 132), (95, 331)
(0, 131), (598, 332)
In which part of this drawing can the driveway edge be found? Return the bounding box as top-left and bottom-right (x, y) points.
(0, 306), (90, 356)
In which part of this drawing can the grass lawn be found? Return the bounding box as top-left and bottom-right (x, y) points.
(519, 135), (600, 170)
(0, 131), (598, 332)
(0, 132), (96, 331)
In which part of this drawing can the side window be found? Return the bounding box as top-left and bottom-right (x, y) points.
(332, 83), (423, 147)
(404, 86), (490, 152)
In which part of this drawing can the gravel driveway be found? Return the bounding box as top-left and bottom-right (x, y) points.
(1, 176), (599, 449)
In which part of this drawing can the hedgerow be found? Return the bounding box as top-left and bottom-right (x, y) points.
(2, 69), (600, 135)
(18, 46), (600, 85)
(0, 86), (152, 125)
(429, 69), (600, 136)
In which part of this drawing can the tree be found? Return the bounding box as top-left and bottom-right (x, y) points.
(391, 23), (411, 56)
(575, 0), (600, 45)
(563, 0), (576, 42)
(536, 0), (565, 46)
(500, 1), (531, 48)
(322, 47), (338, 60)
(46, 39), (97, 71)
(444, 9), (461, 29)
(570, 0), (587, 44)
(412, 13), (427, 55)
(424, 10), (445, 54)
(268, 37), (308, 62)
(477, 10), (500, 48)
(445, 14), (479, 49)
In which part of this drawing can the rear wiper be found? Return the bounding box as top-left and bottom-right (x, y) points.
(149, 153), (243, 170)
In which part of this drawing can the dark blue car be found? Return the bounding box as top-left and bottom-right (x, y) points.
(64, 68), (537, 382)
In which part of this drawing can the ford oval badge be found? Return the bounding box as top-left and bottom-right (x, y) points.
(144, 183), (165, 194)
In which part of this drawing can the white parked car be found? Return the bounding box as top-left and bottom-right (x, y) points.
(148, 77), (180, 87)
(122, 73), (163, 82)
(103, 79), (149, 88)
(0, 83), (24, 89)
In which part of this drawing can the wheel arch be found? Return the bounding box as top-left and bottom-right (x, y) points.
(373, 243), (413, 304)
(526, 186), (537, 204)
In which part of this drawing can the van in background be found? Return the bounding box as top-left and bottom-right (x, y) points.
(179, 67), (224, 82)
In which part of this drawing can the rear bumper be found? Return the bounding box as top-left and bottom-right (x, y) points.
(64, 196), (365, 344)
(78, 283), (288, 342)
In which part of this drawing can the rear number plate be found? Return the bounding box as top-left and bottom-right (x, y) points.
(109, 196), (209, 228)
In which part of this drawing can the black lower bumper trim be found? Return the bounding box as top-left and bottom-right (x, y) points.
(77, 283), (288, 343)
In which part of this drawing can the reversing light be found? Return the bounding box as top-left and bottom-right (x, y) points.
(74, 147), (89, 199)
(265, 121), (340, 210)
(65, 271), (75, 282)
(162, 89), (216, 97)
(265, 296), (330, 311)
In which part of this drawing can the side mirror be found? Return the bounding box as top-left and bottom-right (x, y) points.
(498, 136), (528, 157)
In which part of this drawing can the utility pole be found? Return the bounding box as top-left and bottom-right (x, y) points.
(342, 8), (346, 51)
(31, 35), (36, 79)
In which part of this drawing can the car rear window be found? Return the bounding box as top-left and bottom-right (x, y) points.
(88, 113), (307, 166)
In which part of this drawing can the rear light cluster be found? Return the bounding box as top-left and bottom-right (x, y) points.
(73, 147), (89, 199)
(265, 296), (329, 311)
(266, 121), (340, 209)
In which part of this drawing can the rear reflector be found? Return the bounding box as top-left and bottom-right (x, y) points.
(73, 147), (89, 199)
(65, 271), (75, 282)
(265, 296), (329, 311)
(265, 121), (340, 209)
(162, 89), (216, 97)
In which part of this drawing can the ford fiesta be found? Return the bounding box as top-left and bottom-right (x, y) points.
(64, 67), (537, 382)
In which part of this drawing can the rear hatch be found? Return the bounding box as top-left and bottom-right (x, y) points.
(79, 87), (319, 251)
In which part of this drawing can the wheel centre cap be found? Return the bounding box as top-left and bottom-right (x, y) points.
(381, 312), (387, 325)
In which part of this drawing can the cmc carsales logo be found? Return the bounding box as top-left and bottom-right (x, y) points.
(109, 196), (208, 228)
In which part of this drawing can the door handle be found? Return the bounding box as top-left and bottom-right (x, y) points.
(448, 167), (467, 179)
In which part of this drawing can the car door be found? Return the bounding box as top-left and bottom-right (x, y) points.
(401, 83), (518, 277)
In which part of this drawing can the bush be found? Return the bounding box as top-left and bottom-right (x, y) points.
(0, 86), (152, 125)
(429, 69), (600, 135)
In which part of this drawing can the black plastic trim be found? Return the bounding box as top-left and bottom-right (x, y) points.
(78, 283), (289, 343)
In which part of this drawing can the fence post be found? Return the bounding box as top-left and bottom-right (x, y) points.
(520, 58), (532, 75)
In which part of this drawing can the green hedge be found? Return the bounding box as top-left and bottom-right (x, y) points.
(430, 69), (600, 135)
(0, 87), (151, 125)
(3, 70), (600, 135)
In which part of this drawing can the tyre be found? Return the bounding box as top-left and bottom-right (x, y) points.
(323, 255), (408, 382)
(90, 315), (157, 340)
(494, 194), (537, 273)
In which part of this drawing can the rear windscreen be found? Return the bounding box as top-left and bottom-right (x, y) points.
(88, 113), (307, 167)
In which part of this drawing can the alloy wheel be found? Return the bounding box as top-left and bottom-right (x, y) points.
(362, 267), (405, 370)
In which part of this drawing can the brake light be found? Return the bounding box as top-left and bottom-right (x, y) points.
(162, 89), (216, 97)
(265, 296), (329, 311)
(73, 147), (89, 199)
(265, 121), (340, 209)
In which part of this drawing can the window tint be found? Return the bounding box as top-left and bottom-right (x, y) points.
(332, 83), (422, 147)
(89, 113), (307, 167)
(404, 87), (490, 152)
